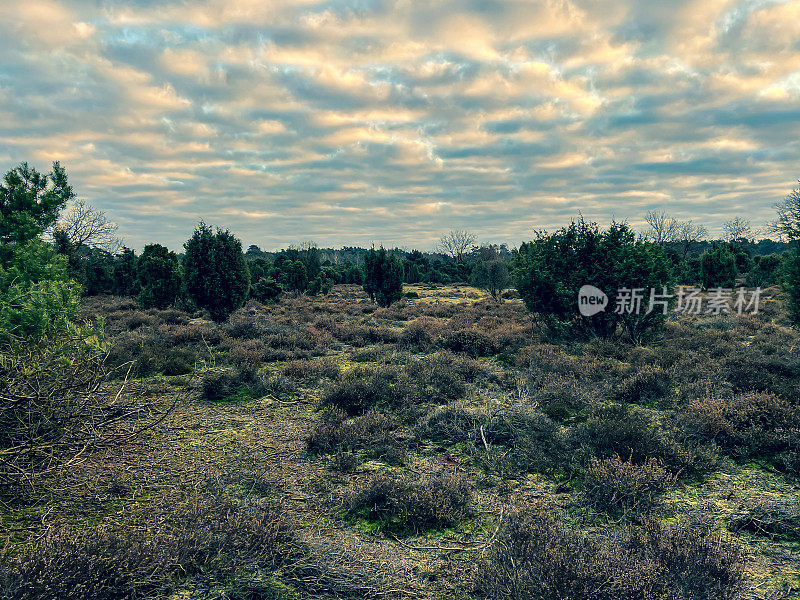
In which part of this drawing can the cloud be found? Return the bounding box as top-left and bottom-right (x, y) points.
(1, 0), (799, 250)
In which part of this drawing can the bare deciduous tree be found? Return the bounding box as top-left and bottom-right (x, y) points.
(53, 199), (121, 252)
(771, 182), (800, 242)
(437, 230), (477, 262)
(644, 210), (679, 244)
(723, 217), (752, 243)
(676, 220), (708, 257)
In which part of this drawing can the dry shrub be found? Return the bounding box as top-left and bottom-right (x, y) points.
(0, 494), (294, 600)
(321, 366), (402, 416)
(478, 406), (566, 476)
(282, 357), (341, 381)
(572, 404), (718, 477)
(721, 353), (800, 399)
(0, 333), (108, 500)
(477, 505), (746, 600)
(682, 392), (799, 458)
(778, 444), (800, 477)
(156, 323), (203, 344)
(307, 409), (397, 455)
(417, 404), (565, 476)
(401, 353), (468, 403)
(614, 364), (673, 405)
(200, 367), (269, 402)
(436, 328), (497, 357)
(350, 345), (384, 363)
(330, 321), (400, 347)
(524, 372), (593, 422)
(119, 310), (157, 330)
(227, 338), (267, 368)
(583, 455), (677, 513)
(399, 317), (445, 351)
(223, 310), (324, 359)
(414, 404), (489, 445)
(346, 472), (472, 534)
(106, 331), (202, 377)
(330, 451), (359, 473)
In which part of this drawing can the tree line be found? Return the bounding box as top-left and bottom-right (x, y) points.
(2, 161), (800, 335)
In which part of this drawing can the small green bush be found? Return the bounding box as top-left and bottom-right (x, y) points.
(700, 244), (738, 289)
(251, 276), (282, 303)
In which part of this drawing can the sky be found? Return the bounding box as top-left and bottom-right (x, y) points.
(1, 0), (800, 252)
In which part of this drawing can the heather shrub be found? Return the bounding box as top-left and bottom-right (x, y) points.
(778, 444), (800, 476)
(346, 472), (472, 534)
(478, 407), (566, 476)
(583, 455), (677, 513)
(728, 496), (800, 541)
(572, 404), (664, 464)
(477, 505), (746, 600)
(282, 357), (340, 381)
(682, 392), (798, 458)
(719, 350), (800, 398)
(307, 409), (397, 455)
(330, 451), (359, 473)
(119, 310), (156, 330)
(436, 328), (497, 357)
(0, 493), (294, 600)
(399, 317), (444, 351)
(401, 353), (468, 403)
(106, 331), (201, 377)
(614, 364), (673, 405)
(320, 366), (402, 416)
(525, 373), (592, 422)
(223, 318), (269, 340)
(572, 404), (717, 476)
(227, 338), (267, 368)
(200, 367), (268, 402)
(158, 347), (199, 376)
(414, 404), (489, 445)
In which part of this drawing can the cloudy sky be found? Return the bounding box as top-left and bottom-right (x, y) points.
(1, 0), (799, 251)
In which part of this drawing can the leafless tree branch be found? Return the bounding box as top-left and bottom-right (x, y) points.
(437, 229), (477, 262)
(52, 199), (122, 252)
